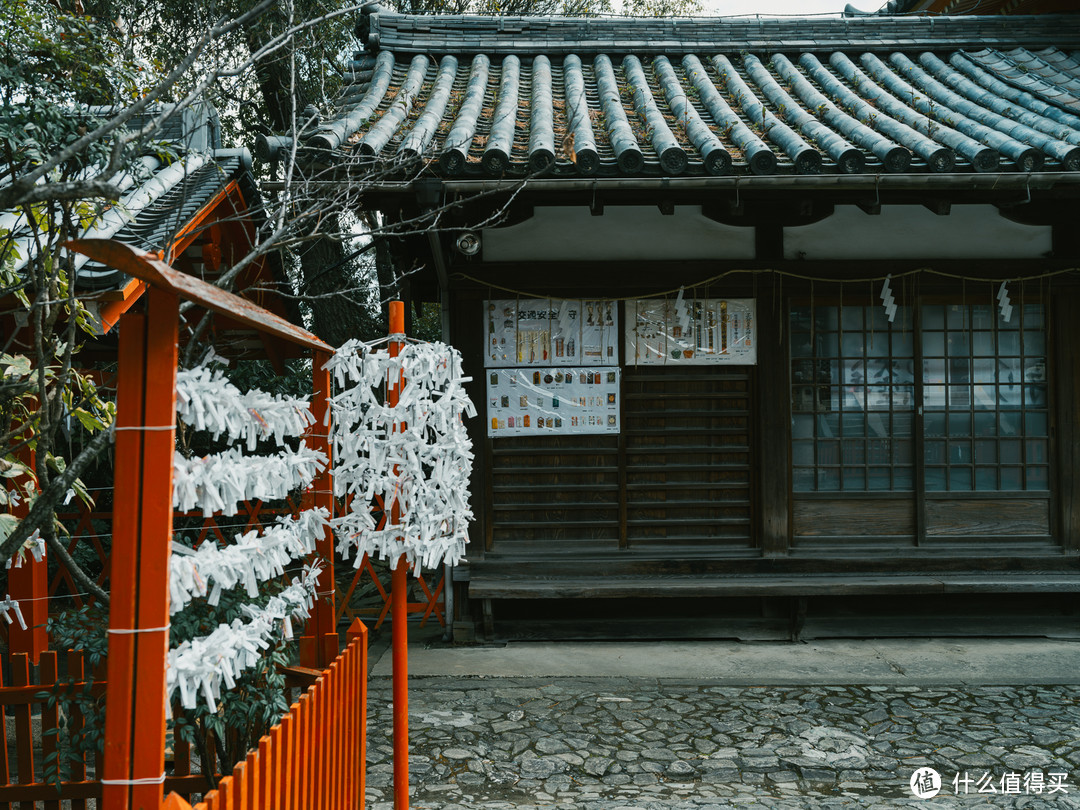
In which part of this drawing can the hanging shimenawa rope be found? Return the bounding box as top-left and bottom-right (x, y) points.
(451, 266), (1080, 304)
(325, 339), (477, 575)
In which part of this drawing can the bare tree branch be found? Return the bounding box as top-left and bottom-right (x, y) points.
(0, 179), (123, 206)
(43, 522), (110, 604)
(0, 428), (112, 572)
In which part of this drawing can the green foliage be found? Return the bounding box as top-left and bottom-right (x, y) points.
(0, 0), (157, 180)
(42, 605), (109, 790)
(0, 0), (145, 574)
(411, 302), (444, 342)
(44, 571), (302, 786)
(226, 358), (313, 398)
(167, 568), (297, 774)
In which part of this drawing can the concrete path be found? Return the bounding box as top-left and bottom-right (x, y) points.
(370, 637), (1080, 685)
(362, 634), (1080, 809)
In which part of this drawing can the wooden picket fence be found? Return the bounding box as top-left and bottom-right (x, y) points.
(0, 649), (216, 807)
(0, 620), (367, 809)
(170, 619), (368, 810)
(0, 649), (102, 809)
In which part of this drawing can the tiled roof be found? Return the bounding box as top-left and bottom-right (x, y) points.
(357, 9), (1072, 54)
(302, 9), (1080, 179)
(76, 150), (251, 290)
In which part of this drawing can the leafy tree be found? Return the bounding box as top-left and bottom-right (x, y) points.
(1, 0), (169, 596)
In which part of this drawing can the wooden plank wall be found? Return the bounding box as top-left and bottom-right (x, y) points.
(622, 367), (753, 551)
(487, 367), (754, 554)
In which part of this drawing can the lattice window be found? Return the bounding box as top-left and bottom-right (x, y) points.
(791, 304), (915, 492)
(922, 303), (1048, 492)
(790, 299), (1048, 494)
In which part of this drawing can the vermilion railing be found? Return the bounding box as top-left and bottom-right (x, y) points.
(166, 619), (368, 810)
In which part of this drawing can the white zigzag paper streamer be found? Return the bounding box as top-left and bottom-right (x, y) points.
(166, 564), (322, 711)
(325, 340), (476, 574)
(5, 530), (44, 570)
(175, 367), (315, 451)
(880, 275), (897, 323)
(172, 446), (328, 516)
(0, 596), (26, 630)
(998, 281), (1013, 323)
(169, 508), (331, 615)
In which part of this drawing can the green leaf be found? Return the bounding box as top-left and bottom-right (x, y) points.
(72, 407), (107, 433)
(0, 513), (19, 544)
(0, 353), (32, 377)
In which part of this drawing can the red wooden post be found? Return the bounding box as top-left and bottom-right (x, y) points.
(300, 350), (337, 669)
(11, 653), (35, 799)
(68, 650), (88, 810)
(7, 438), (47, 664)
(102, 286), (179, 810)
(347, 618), (367, 810)
(41, 652), (59, 810)
(388, 300), (409, 810)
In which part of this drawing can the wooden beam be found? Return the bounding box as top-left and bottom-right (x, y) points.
(93, 278), (149, 336)
(65, 240), (331, 354)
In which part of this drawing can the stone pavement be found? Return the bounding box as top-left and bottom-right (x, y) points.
(362, 636), (1080, 809)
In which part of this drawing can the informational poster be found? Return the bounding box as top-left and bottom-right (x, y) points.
(625, 298), (757, 365)
(486, 367), (620, 436)
(484, 299), (618, 367)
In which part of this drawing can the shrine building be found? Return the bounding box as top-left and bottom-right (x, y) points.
(270, 5), (1080, 639)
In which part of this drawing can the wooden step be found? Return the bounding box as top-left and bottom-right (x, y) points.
(468, 572), (1080, 600)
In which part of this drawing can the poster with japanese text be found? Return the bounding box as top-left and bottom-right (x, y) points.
(486, 367), (620, 436)
(625, 298), (757, 365)
(484, 299), (618, 367)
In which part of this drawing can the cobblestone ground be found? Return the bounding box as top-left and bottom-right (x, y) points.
(365, 677), (1080, 810)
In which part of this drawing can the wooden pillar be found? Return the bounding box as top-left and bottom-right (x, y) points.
(1053, 289), (1080, 550)
(388, 300), (409, 810)
(102, 287), (179, 810)
(7, 441), (47, 665)
(757, 284), (790, 556)
(300, 350), (338, 668)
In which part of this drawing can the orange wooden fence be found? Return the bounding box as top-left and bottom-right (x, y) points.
(164, 619), (368, 810)
(0, 649), (101, 809)
(0, 650), (225, 808)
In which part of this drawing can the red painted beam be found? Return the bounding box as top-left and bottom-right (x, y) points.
(64, 240), (331, 354)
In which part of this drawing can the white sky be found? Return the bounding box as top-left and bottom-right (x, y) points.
(700, 0), (862, 16)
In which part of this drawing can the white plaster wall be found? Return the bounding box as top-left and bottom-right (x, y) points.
(481, 205), (756, 262)
(783, 205), (1053, 260)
